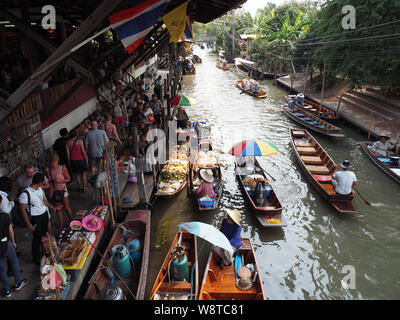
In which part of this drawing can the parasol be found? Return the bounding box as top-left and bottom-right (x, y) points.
(177, 221), (233, 253)
(228, 139), (279, 157)
(169, 95), (198, 107)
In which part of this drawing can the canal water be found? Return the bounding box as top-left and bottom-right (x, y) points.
(145, 49), (400, 300)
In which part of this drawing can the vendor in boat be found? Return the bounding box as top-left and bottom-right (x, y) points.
(176, 108), (189, 129)
(370, 135), (396, 156)
(214, 209), (242, 269)
(195, 169), (216, 198)
(332, 160), (357, 196)
(296, 93), (305, 105)
(288, 96), (297, 111)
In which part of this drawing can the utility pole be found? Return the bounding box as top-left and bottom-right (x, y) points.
(232, 10), (235, 58)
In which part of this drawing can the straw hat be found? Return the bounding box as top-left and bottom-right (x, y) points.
(226, 209), (241, 226)
(200, 169), (214, 183)
(340, 160), (352, 169)
(236, 266), (253, 291)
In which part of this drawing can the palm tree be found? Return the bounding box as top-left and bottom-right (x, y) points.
(262, 10), (310, 75)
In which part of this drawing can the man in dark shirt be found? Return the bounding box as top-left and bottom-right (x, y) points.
(52, 128), (69, 165)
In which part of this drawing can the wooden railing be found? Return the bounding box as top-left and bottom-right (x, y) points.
(40, 78), (79, 110)
(4, 94), (41, 126)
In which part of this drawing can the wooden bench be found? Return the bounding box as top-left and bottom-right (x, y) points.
(301, 156), (323, 164)
(321, 183), (336, 195)
(297, 147), (317, 155)
(306, 165), (330, 174)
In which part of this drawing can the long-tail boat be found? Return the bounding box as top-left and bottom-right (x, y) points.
(236, 80), (267, 99)
(359, 141), (400, 184)
(198, 238), (265, 300)
(285, 95), (338, 121)
(149, 231), (198, 300)
(216, 61), (230, 70)
(290, 128), (356, 213)
(83, 210), (151, 300)
(188, 150), (224, 211)
(234, 157), (286, 227)
(283, 105), (344, 138)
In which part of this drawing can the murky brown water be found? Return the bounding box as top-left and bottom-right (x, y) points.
(145, 50), (400, 300)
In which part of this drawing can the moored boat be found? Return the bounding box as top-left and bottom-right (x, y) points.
(359, 141), (400, 184)
(234, 157), (286, 227)
(289, 128), (356, 213)
(236, 80), (267, 99)
(216, 61), (230, 70)
(83, 210), (151, 300)
(198, 237), (265, 300)
(286, 95), (338, 121)
(283, 105), (344, 138)
(149, 231), (198, 300)
(188, 150), (224, 211)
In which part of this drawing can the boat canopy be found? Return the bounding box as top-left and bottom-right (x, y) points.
(235, 57), (256, 66)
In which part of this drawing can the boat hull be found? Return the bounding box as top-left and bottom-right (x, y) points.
(236, 81), (267, 99)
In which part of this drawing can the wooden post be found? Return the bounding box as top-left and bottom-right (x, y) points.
(273, 58), (277, 86)
(132, 126), (147, 204)
(304, 56), (310, 94)
(367, 111), (373, 140)
(318, 62), (326, 119)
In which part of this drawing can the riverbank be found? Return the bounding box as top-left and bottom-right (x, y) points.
(276, 74), (400, 141)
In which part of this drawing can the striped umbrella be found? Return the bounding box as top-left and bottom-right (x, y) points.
(228, 139), (279, 157)
(169, 95), (198, 107)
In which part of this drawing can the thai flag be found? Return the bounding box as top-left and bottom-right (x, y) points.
(109, 0), (170, 54)
(179, 14), (193, 42)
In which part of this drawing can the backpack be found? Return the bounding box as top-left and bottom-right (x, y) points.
(0, 213), (10, 256)
(11, 190), (31, 228)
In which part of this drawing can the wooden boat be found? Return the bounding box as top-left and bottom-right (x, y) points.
(285, 95), (338, 121)
(283, 105), (344, 138)
(216, 61), (230, 70)
(150, 231), (198, 300)
(290, 128), (356, 213)
(155, 176), (187, 197)
(187, 151), (224, 211)
(234, 157), (286, 227)
(83, 210), (151, 300)
(199, 237), (265, 300)
(359, 141), (400, 184)
(236, 80), (267, 99)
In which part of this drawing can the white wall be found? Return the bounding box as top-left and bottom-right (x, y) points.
(42, 97), (97, 150)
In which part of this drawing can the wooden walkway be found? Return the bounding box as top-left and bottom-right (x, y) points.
(119, 174), (155, 210)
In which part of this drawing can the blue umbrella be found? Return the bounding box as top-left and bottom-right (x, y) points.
(177, 221), (233, 254)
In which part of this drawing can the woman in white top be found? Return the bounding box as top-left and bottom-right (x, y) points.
(19, 173), (61, 265)
(371, 135), (395, 156)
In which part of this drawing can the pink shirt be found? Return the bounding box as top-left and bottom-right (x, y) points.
(195, 181), (215, 198)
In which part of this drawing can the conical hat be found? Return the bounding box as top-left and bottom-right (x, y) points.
(200, 169), (214, 183)
(227, 209), (241, 226)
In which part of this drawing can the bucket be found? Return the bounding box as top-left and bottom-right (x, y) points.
(127, 239), (142, 264)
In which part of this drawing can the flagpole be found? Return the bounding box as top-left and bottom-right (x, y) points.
(29, 26), (111, 80)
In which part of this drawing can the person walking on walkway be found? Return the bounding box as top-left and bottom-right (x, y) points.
(19, 173), (61, 265)
(112, 99), (127, 141)
(101, 114), (122, 146)
(0, 195), (28, 298)
(0, 177), (15, 216)
(44, 154), (73, 232)
(85, 121), (109, 176)
(66, 130), (89, 193)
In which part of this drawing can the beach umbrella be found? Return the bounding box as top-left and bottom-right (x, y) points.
(228, 139), (279, 157)
(177, 221), (233, 253)
(169, 95), (198, 107)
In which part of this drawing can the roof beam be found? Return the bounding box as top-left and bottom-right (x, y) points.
(2, 0), (125, 124)
(0, 8), (93, 81)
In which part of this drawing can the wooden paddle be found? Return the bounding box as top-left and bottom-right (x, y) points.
(353, 187), (372, 206)
(257, 166), (276, 182)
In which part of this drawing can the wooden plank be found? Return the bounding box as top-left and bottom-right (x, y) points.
(306, 165), (330, 174)
(301, 156), (323, 164)
(320, 183), (336, 195)
(296, 147), (317, 155)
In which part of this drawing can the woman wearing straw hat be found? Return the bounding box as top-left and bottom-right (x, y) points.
(332, 160), (357, 196)
(213, 209), (242, 269)
(195, 169), (216, 198)
(371, 134), (396, 156)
